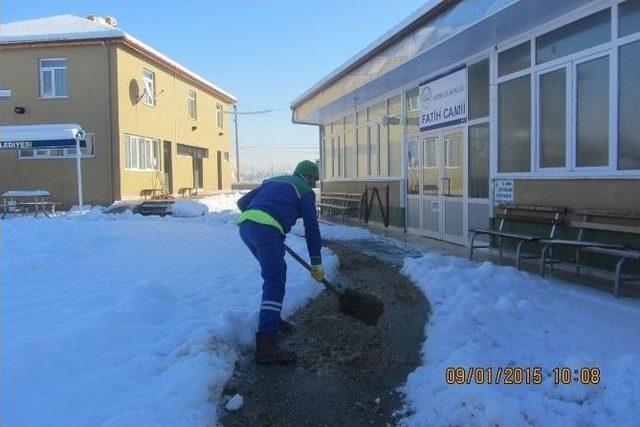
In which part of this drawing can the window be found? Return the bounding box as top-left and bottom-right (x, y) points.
(444, 137), (461, 168)
(188, 90), (197, 119)
(468, 59), (489, 120)
(619, 40), (640, 169)
(576, 55), (609, 167)
(224, 151), (230, 162)
(124, 135), (159, 170)
(405, 88), (419, 134)
(539, 68), (567, 168)
(424, 138), (437, 168)
(377, 125), (387, 176)
(498, 42), (530, 77)
(216, 103), (224, 129)
(356, 125), (367, 177)
(536, 9), (611, 64)
(368, 126), (379, 176)
(498, 75), (531, 172)
(388, 95), (402, 176)
(367, 102), (385, 176)
(619, 0), (640, 38)
(497, 4), (639, 175)
(142, 70), (155, 106)
(407, 136), (420, 195)
(468, 123), (490, 198)
(344, 114), (356, 178)
(322, 137), (332, 178)
(423, 137), (438, 196)
(39, 59), (67, 98)
(18, 134), (95, 159)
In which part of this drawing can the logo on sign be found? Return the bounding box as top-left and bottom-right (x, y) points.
(421, 85), (432, 112)
(419, 67), (467, 132)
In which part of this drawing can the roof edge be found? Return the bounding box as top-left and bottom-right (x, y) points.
(120, 36), (237, 103)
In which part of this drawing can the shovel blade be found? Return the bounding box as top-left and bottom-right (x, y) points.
(338, 289), (384, 326)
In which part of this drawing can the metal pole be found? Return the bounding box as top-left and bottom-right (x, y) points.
(233, 104), (240, 182)
(75, 132), (84, 207)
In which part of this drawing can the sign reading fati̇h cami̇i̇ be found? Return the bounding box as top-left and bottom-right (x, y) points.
(419, 65), (467, 132)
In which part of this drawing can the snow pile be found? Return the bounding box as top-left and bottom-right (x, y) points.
(292, 220), (376, 241)
(198, 192), (245, 213)
(1, 196), (337, 427)
(170, 200), (208, 217)
(400, 253), (640, 426)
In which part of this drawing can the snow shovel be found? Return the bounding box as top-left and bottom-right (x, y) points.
(283, 243), (384, 326)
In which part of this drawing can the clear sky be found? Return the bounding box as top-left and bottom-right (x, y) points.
(2, 0), (426, 173)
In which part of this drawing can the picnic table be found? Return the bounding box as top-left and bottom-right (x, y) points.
(1, 190), (58, 219)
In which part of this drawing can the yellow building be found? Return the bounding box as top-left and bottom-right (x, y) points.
(0, 14), (237, 208)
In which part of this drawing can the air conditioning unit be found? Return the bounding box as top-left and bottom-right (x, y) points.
(105, 16), (118, 27)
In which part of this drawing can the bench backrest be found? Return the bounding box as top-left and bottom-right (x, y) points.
(495, 204), (567, 238)
(572, 209), (640, 239)
(320, 192), (362, 202)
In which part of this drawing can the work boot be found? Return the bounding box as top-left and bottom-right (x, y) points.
(255, 332), (296, 365)
(279, 318), (295, 334)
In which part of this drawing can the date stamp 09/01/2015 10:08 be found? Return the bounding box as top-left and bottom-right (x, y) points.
(445, 367), (601, 386)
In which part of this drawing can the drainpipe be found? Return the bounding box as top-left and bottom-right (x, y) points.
(233, 104), (240, 182)
(105, 41), (115, 204)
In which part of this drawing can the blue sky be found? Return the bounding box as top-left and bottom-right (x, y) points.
(3, 0), (425, 172)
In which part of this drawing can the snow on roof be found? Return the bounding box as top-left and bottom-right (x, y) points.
(0, 123), (84, 142)
(0, 15), (237, 102)
(0, 14), (125, 44)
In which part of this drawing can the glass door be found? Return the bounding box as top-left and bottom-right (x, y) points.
(406, 135), (422, 233)
(441, 129), (466, 244)
(421, 134), (440, 239)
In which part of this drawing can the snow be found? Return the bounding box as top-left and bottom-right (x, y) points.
(224, 394), (244, 412)
(400, 253), (640, 426)
(0, 14), (124, 44)
(2, 190), (50, 197)
(292, 220), (376, 241)
(170, 200), (208, 217)
(1, 193), (337, 427)
(0, 124), (84, 142)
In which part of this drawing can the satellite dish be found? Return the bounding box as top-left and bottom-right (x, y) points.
(129, 79), (140, 104)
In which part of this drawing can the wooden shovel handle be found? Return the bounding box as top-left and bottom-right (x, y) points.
(283, 243), (340, 295)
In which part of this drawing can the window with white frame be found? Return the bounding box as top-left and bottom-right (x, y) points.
(18, 133), (95, 159)
(142, 69), (155, 106)
(323, 93), (403, 180)
(497, 1), (640, 174)
(216, 103), (224, 129)
(188, 90), (197, 119)
(124, 134), (159, 170)
(39, 59), (67, 98)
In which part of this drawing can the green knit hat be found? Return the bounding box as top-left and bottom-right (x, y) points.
(294, 160), (319, 179)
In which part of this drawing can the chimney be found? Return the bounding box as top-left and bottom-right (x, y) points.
(86, 14), (117, 27)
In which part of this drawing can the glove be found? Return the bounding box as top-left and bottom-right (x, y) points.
(311, 265), (324, 283)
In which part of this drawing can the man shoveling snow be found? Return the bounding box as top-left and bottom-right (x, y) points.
(236, 160), (323, 364)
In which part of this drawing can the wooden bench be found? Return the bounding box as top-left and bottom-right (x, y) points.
(318, 192), (363, 222)
(565, 209), (640, 297)
(140, 188), (163, 200)
(178, 187), (198, 198)
(469, 204), (567, 269)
